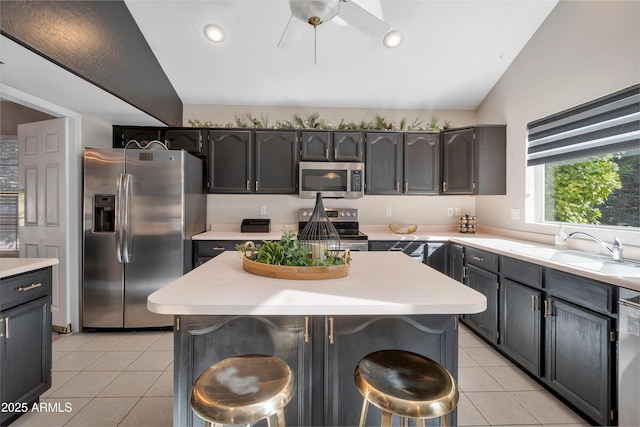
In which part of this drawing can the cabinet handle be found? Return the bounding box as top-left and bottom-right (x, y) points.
(18, 282), (42, 292)
(212, 247), (225, 251)
(0, 318), (7, 339)
(472, 256), (484, 262)
(463, 266), (468, 279)
(304, 316), (310, 343)
(544, 300), (553, 318)
(255, 180), (259, 191)
(404, 181), (408, 193)
(328, 316), (335, 344)
(531, 295), (537, 312)
(246, 180), (250, 191)
(390, 247), (403, 251)
(395, 182), (400, 192)
(334, 148), (337, 159)
(325, 148), (329, 158)
(443, 181), (447, 192)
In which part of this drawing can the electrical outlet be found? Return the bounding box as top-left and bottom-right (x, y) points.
(447, 208), (454, 217)
(260, 206), (267, 216)
(385, 207), (392, 217)
(455, 208), (461, 216)
(511, 208), (520, 220)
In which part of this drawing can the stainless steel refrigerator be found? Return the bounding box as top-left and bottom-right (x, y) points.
(83, 147), (205, 328)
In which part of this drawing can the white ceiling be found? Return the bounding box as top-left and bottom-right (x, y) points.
(125, 0), (558, 110)
(0, 0), (558, 125)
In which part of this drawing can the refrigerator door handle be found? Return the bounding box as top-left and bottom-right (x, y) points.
(122, 173), (133, 263)
(115, 173), (124, 263)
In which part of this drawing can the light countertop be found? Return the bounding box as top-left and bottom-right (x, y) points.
(147, 251), (487, 316)
(192, 226), (640, 291)
(0, 258), (59, 279)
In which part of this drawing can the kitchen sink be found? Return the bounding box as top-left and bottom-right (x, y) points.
(510, 247), (640, 277)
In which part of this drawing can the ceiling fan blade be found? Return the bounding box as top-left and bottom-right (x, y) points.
(278, 15), (307, 48)
(338, 0), (390, 38)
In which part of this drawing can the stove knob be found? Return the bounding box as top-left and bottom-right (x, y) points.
(302, 212), (307, 217)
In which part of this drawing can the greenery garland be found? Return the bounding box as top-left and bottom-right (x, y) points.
(188, 112), (452, 131)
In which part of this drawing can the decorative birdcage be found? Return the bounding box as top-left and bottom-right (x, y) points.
(299, 192), (340, 264)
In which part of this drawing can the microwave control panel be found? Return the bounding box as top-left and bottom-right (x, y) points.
(351, 170), (362, 191)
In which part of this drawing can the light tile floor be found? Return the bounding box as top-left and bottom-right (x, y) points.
(11, 324), (590, 426)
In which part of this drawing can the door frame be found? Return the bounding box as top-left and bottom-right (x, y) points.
(3, 84), (82, 333)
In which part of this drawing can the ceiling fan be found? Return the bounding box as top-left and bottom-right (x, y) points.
(278, 0), (392, 49)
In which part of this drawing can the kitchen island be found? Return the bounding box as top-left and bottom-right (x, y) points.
(148, 251), (486, 426)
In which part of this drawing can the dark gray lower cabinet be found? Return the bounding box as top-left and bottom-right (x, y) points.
(499, 279), (542, 375)
(193, 240), (245, 268)
(0, 267), (52, 426)
(545, 298), (613, 425)
(463, 264), (498, 344)
(174, 314), (458, 426)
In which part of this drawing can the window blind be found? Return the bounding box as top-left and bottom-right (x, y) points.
(527, 84), (640, 166)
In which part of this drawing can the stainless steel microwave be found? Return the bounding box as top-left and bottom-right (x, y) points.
(298, 161), (364, 199)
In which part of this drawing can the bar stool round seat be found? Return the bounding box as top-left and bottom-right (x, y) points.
(354, 350), (459, 427)
(190, 354), (294, 427)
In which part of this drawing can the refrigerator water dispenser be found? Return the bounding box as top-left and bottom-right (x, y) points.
(94, 194), (115, 232)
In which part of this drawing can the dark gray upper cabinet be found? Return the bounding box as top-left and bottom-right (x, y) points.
(365, 132), (403, 194)
(164, 128), (206, 156)
(441, 125), (506, 195)
(404, 132), (440, 194)
(299, 131), (364, 162)
(254, 131), (299, 193)
(208, 130), (253, 193)
(333, 131), (365, 161)
(113, 126), (162, 148)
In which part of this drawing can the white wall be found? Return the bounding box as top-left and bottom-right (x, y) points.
(475, 0), (640, 250)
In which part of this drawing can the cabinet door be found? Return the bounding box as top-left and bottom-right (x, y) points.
(365, 132), (403, 194)
(333, 131), (364, 161)
(164, 128), (204, 154)
(0, 296), (52, 426)
(193, 240), (244, 269)
(544, 299), (613, 425)
(441, 128), (474, 194)
(500, 279), (541, 376)
(254, 131), (298, 193)
(324, 315), (457, 427)
(113, 126), (161, 148)
(463, 264), (498, 343)
(404, 132), (439, 194)
(175, 315), (312, 427)
(300, 131), (331, 161)
(449, 244), (465, 283)
(209, 130), (253, 193)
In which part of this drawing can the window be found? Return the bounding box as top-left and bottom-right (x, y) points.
(527, 84), (640, 228)
(0, 137), (19, 251)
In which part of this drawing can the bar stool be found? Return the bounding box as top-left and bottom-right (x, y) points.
(190, 354), (295, 427)
(354, 350), (459, 427)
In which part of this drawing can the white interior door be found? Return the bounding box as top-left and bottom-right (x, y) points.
(18, 117), (70, 332)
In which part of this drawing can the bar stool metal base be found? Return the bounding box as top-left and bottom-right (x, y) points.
(355, 350), (459, 427)
(190, 354), (294, 427)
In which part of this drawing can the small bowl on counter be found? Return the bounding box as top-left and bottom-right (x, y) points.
(388, 224), (418, 234)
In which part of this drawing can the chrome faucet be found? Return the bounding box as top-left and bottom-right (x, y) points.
(567, 231), (623, 262)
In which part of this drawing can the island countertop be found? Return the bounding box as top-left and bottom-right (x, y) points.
(147, 251), (487, 316)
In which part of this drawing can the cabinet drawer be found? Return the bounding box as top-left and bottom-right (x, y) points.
(545, 268), (616, 316)
(0, 268), (52, 310)
(466, 247), (499, 273)
(501, 256), (542, 289)
(194, 240), (243, 257)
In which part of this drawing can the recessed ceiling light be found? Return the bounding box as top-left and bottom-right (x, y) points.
(204, 24), (225, 43)
(383, 30), (403, 48)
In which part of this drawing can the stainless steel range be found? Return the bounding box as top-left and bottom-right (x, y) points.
(298, 207), (368, 251)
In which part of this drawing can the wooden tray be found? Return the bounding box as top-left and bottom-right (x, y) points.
(242, 257), (348, 280)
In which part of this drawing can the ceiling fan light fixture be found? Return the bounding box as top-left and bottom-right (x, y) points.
(290, 0), (340, 26)
(383, 30), (403, 48)
(204, 24), (225, 43)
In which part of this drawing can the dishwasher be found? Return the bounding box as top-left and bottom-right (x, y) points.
(619, 290), (640, 427)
